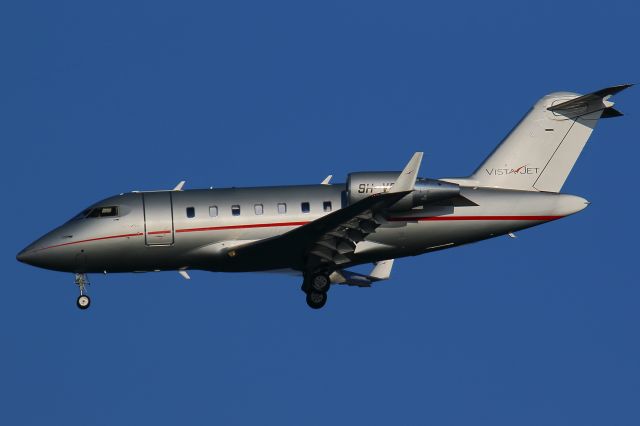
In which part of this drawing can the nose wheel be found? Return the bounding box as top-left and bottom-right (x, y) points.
(77, 294), (91, 309)
(74, 273), (91, 310)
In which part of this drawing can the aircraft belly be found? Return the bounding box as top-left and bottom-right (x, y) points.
(357, 220), (527, 261)
(355, 188), (582, 261)
(178, 226), (299, 270)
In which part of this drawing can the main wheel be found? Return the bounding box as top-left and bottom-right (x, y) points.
(306, 291), (327, 310)
(76, 295), (91, 310)
(310, 273), (330, 293)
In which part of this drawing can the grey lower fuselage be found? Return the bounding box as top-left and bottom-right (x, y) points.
(18, 183), (587, 274)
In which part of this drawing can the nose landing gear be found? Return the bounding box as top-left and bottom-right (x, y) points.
(74, 273), (91, 310)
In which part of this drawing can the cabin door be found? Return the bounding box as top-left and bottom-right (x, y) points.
(143, 192), (175, 245)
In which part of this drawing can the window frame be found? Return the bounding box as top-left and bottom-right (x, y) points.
(186, 206), (195, 218)
(86, 206), (119, 219)
(277, 203), (287, 214)
(301, 202), (310, 213)
(71, 208), (92, 220)
(231, 205), (241, 216)
(209, 205), (218, 217)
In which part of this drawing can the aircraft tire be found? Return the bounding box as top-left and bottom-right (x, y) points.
(76, 295), (91, 310)
(306, 291), (327, 310)
(310, 273), (330, 293)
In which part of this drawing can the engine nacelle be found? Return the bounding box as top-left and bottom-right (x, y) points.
(346, 172), (460, 210)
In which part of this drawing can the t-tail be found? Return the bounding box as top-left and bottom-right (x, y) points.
(467, 84), (632, 192)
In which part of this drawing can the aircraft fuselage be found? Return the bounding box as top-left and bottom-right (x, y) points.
(17, 183), (587, 274)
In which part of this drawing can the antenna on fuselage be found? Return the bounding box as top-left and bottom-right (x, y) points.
(131, 180), (187, 193)
(173, 180), (186, 191)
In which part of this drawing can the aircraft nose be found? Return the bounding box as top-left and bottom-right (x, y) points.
(16, 245), (38, 266)
(16, 234), (57, 268)
(17, 229), (78, 272)
(16, 248), (26, 263)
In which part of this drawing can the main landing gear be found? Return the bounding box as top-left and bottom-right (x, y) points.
(303, 272), (331, 310)
(75, 273), (91, 310)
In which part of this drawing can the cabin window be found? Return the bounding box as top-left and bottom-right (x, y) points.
(254, 204), (264, 215)
(277, 203), (287, 214)
(209, 206), (218, 217)
(87, 206), (119, 218)
(186, 207), (195, 218)
(301, 202), (310, 213)
(231, 205), (241, 216)
(323, 201), (332, 212)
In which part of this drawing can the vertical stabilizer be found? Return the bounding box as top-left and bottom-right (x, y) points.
(470, 84), (631, 192)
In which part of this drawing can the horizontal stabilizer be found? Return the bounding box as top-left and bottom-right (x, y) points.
(548, 83), (632, 112)
(601, 107), (624, 118)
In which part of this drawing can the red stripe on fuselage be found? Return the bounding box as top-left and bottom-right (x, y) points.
(35, 232), (144, 251)
(34, 215), (562, 252)
(175, 221), (310, 233)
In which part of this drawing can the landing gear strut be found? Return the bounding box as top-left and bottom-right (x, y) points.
(75, 273), (91, 310)
(303, 272), (330, 309)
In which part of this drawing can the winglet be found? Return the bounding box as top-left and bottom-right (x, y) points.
(321, 175), (333, 185)
(390, 152), (423, 193)
(173, 180), (186, 191)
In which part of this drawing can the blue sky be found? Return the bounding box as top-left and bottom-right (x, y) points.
(1, 1), (639, 424)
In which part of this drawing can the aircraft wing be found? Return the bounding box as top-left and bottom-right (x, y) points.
(225, 190), (411, 272)
(222, 152), (422, 273)
(225, 153), (423, 273)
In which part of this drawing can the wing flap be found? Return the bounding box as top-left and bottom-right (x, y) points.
(330, 259), (395, 287)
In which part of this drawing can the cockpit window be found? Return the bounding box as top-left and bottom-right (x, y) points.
(71, 208), (92, 220)
(69, 205), (119, 221)
(86, 206), (119, 218)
